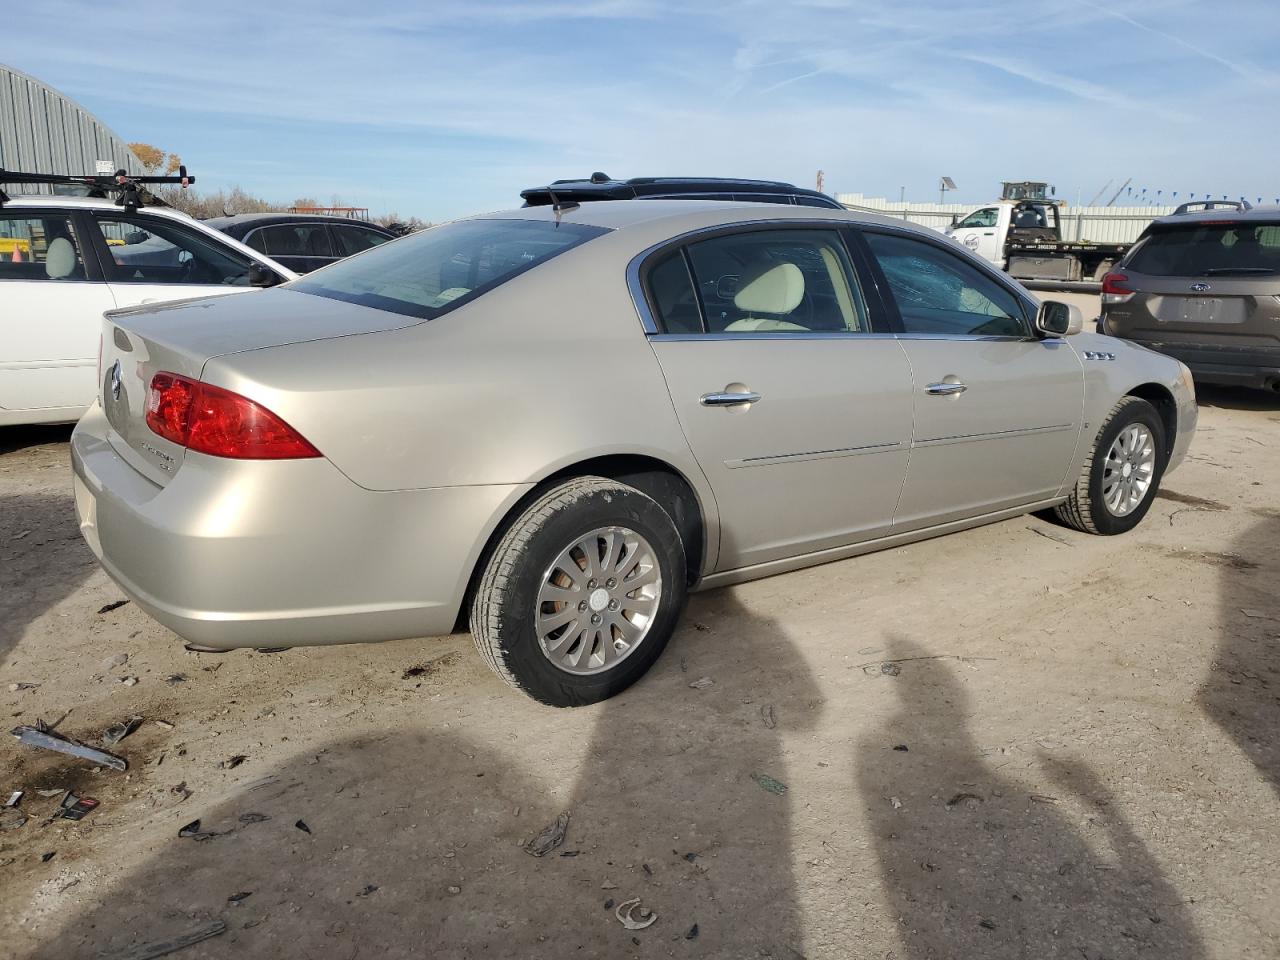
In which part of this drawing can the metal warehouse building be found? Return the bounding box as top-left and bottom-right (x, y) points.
(1, 63), (141, 191)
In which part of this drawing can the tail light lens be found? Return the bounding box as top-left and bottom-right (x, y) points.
(145, 373), (320, 460)
(1101, 272), (1135, 305)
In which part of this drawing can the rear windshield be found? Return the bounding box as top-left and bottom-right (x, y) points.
(1126, 222), (1280, 277)
(291, 218), (607, 319)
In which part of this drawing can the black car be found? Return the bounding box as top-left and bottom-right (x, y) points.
(520, 173), (843, 209)
(206, 214), (396, 274)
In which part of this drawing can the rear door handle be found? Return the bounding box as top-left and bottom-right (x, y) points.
(925, 382), (967, 396)
(700, 391), (761, 406)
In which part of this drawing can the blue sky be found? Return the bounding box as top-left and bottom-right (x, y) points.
(5, 0), (1279, 221)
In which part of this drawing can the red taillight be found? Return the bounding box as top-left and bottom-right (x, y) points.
(145, 372), (320, 460)
(1100, 272), (1132, 296)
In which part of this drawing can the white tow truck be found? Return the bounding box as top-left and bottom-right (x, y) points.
(945, 181), (1130, 282)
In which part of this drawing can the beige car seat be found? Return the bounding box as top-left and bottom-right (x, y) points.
(724, 261), (807, 332)
(45, 237), (78, 280)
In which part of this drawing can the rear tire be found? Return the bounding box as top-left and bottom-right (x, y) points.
(470, 476), (687, 707)
(1055, 396), (1166, 535)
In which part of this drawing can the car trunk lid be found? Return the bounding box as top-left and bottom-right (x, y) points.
(100, 288), (425, 485)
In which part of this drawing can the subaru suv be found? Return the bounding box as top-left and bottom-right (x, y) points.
(1100, 207), (1280, 392)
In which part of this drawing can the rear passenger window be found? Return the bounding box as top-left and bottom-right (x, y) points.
(682, 229), (868, 334)
(0, 215), (85, 281)
(864, 232), (1027, 337)
(646, 252), (702, 333)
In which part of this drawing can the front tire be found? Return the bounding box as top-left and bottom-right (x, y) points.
(1055, 396), (1166, 535)
(470, 476), (687, 706)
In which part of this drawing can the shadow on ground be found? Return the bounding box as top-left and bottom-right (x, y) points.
(0, 492), (98, 668)
(28, 591), (821, 959)
(857, 637), (1207, 960)
(1195, 384), (1280, 412)
(0, 424), (74, 457)
(1199, 516), (1280, 794)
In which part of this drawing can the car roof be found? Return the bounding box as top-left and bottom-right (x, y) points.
(206, 213), (388, 227)
(1149, 204), (1280, 229)
(476, 197), (935, 236)
(520, 175), (841, 209)
(1, 193), (197, 219)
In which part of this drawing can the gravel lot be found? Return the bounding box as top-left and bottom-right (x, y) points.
(1, 378), (1277, 959)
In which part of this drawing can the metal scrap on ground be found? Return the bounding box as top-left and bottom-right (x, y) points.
(10, 725), (127, 771)
(615, 898), (658, 930)
(524, 811), (570, 857)
(101, 919), (226, 960)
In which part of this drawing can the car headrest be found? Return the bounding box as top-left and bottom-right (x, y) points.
(733, 262), (803, 315)
(45, 237), (77, 279)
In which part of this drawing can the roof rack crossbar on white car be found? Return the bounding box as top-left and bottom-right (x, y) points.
(0, 166), (195, 211)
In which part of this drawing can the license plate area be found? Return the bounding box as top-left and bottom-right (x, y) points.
(1155, 296), (1246, 325)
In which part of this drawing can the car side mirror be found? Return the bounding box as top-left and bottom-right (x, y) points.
(248, 262), (282, 288)
(1034, 300), (1083, 337)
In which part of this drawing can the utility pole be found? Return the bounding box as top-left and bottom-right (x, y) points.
(816, 170), (824, 193)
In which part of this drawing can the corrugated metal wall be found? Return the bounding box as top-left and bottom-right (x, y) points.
(0, 63), (142, 192)
(836, 193), (1176, 244)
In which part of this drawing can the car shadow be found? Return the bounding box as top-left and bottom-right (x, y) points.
(856, 636), (1207, 960)
(0, 492), (98, 669)
(1198, 516), (1280, 795)
(0, 423), (75, 456)
(23, 590), (822, 959)
(1195, 384), (1280, 412)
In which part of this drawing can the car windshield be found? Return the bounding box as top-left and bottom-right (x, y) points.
(291, 218), (607, 319)
(1126, 222), (1280, 277)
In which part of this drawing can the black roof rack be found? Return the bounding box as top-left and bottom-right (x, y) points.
(521, 172), (842, 209)
(0, 166), (195, 210)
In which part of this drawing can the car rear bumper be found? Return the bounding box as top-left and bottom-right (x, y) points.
(71, 403), (531, 649)
(1128, 339), (1280, 390)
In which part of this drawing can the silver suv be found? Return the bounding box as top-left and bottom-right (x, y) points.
(1100, 207), (1280, 392)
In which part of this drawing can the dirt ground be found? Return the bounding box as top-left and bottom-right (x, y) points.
(2, 378), (1278, 959)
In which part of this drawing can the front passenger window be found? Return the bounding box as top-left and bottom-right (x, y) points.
(864, 232), (1027, 337)
(95, 217), (253, 286)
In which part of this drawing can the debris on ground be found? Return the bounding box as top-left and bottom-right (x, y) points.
(615, 898), (658, 930)
(601, 880), (618, 890)
(57, 792), (100, 821)
(685, 923), (700, 940)
(120, 677), (139, 687)
(238, 812), (270, 824)
(295, 819), (312, 834)
(41, 851), (55, 862)
(524, 811), (569, 857)
(7, 682), (39, 692)
(102, 716), (144, 746)
(683, 852), (697, 862)
(228, 891), (252, 903)
(154, 720), (174, 731)
(880, 662), (902, 677)
(889, 796), (903, 810)
(357, 884), (379, 897)
(400, 653), (460, 680)
(10, 725), (127, 771)
(97, 599), (130, 614)
(178, 819), (226, 842)
(36, 788), (64, 798)
(1030, 794), (1061, 804)
(219, 755), (247, 770)
(170, 782), (193, 802)
(760, 704), (777, 729)
(893, 744), (909, 752)
(945, 792), (984, 810)
(978, 917), (998, 930)
(604, 898), (615, 909)
(101, 653), (129, 670)
(5, 791), (21, 806)
(1241, 608), (1274, 620)
(1027, 525), (1073, 546)
(0, 808), (27, 830)
(101, 919), (226, 959)
(446, 885), (461, 895)
(751, 773), (788, 796)
(688, 676), (714, 689)
(245, 775), (279, 791)
(163, 674), (187, 685)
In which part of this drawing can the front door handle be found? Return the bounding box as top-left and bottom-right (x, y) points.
(925, 381), (967, 396)
(700, 390), (761, 407)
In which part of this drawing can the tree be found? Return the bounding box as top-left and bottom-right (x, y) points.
(127, 142), (183, 175)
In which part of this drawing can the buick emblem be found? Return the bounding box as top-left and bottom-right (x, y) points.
(1189, 281), (1211, 292)
(109, 360), (123, 401)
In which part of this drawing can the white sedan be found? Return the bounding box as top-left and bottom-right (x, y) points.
(0, 194), (294, 426)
